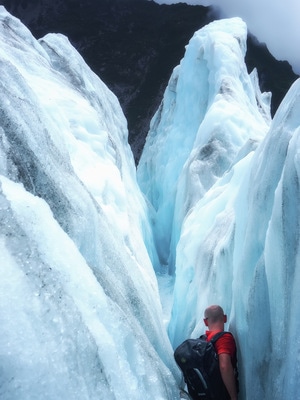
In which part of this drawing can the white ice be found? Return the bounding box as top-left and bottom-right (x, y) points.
(1, 5), (300, 400)
(138, 17), (271, 275)
(0, 7), (178, 400)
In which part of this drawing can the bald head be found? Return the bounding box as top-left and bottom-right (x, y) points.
(204, 305), (227, 328)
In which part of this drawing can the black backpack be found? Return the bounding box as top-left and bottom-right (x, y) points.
(174, 332), (232, 400)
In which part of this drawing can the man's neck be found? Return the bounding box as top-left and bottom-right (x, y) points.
(207, 323), (224, 331)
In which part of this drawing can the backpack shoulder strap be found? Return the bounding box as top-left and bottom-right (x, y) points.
(198, 331), (232, 343)
(209, 331), (231, 344)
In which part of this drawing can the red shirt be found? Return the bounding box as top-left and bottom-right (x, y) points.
(206, 330), (236, 360)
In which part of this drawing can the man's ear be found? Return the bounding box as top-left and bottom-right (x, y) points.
(203, 318), (208, 327)
(224, 314), (227, 323)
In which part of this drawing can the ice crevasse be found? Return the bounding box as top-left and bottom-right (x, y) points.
(1, 4), (300, 400)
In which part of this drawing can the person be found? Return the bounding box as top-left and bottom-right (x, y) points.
(203, 305), (238, 400)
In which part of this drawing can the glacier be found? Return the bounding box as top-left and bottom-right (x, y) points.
(1, 5), (300, 400)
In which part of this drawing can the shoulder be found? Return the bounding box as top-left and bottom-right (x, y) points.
(215, 332), (236, 356)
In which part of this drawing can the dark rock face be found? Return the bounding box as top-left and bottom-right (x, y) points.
(245, 33), (298, 117)
(2, 0), (298, 162)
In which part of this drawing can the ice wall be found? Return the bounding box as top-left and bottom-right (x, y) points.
(137, 17), (271, 273)
(0, 7), (179, 400)
(138, 17), (300, 400)
(169, 76), (300, 400)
